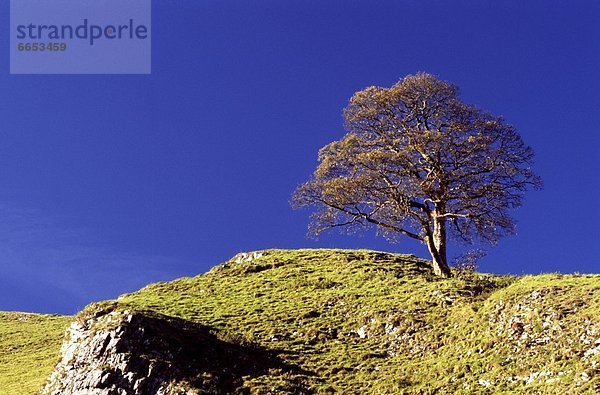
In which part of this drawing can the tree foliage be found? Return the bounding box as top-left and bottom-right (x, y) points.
(292, 73), (542, 277)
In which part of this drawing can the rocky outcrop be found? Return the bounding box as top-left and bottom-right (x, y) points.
(42, 305), (308, 395)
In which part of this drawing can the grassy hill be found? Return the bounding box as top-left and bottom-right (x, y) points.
(0, 312), (70, 395)
(2, 249), (599, 394)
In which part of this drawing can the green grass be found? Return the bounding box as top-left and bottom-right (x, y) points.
(0, 312), (70, 395)
(2, 249), (599, 394)
(109, 249), (598, 394)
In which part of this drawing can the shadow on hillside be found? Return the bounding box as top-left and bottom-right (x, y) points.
(58, 309), (315, 395)
(346, 251), (434, 277)
(122, 312), (315, 394)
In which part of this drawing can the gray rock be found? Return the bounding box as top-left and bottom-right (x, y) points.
(42, 309), (196, 395)
(41, 305), (309, 395)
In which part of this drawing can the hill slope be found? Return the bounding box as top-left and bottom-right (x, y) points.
(45, 249), (600, 394)
(0, 312), (70, 395)
(2, 249), (599, 394)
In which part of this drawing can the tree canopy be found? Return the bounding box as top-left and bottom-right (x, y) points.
(292, 73), (542, 277)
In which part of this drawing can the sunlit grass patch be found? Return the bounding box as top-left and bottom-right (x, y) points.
(0, 312), (70, 395)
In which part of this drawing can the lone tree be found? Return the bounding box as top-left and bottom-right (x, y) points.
(292, 73), (541, 277)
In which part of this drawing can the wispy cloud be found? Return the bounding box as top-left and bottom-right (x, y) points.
(0, 203), (193, 315)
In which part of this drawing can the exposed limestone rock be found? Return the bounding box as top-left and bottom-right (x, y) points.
(42, 305), (307, 395)
(42, 308), (195, 395)
(233, 251), (265, 264)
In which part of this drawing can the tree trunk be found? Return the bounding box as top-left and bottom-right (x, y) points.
(426, 216), (452, 277)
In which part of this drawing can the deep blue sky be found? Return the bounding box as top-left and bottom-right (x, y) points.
(0, 0), (598, 314)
